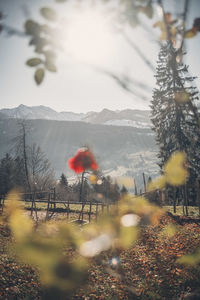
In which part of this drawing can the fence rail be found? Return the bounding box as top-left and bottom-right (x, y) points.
(0, 190), (113, 222)
(1, 172), (200, 219)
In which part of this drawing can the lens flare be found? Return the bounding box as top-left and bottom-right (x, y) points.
(120, 214), (140, 227)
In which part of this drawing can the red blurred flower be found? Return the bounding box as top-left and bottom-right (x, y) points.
(68, 148), (98, 173)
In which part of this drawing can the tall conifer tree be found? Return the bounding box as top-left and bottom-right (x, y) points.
(151, 42), (200, 181)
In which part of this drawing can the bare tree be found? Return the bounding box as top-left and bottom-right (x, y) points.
(28, 143), (55, 190)
(12, 120), (55, 191)
(12, 120), (31, 191)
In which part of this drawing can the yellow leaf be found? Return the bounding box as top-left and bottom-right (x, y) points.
(164, 152), (188, 186)
(153, 21), (165, 29)
(147, 176), (166, 191)
(185, 28), (198, 38)
(170, 26), (177, 36)
(4, 190), (22, 214)
(178, 249), (200, 266)
(89, 174), (98, 184)
(161, 224), (177, 237)
(119, 226), (138, 248)
(4, 191), (33, 241)
(10, 211), (33, 242)
(174, 90), (190, 103)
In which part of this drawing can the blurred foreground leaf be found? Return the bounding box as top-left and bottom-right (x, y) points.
(34, 68), (45, 85)
(178, 249), (200, 266)
(26, 58), (42, 67)
(40, 7), (57, 22)
(164, 152), (188, 186)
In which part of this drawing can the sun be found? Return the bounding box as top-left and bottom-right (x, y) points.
(64, 9), (114, 64)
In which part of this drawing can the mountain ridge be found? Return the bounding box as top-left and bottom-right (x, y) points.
(0, 105), (151, 128)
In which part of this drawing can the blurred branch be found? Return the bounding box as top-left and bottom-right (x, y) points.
(121, 31), (156, 73)
(93, 66), (151, 101)
(3, 24), (26, 37)
(158, 0), (171, 42)
(21, 3), (31, 19)
(157, 0), (190, 50)
(179, 0), (190, 56)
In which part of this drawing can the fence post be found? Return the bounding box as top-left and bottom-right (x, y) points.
(101, 203), (104, 213)
(183, 184), (188, 216)
(96, 203), (98, 221)
(142, 173), (146, 193)
(107, 203), (109, 213)
(67, 199), (70, 220)
(134, 178), (138, 195)
(30, 192), (38, 221)
(31, 192), (34, 217)
(181, 186), (185, 215)
(173, 187), (176, 214)
(34, 192), (38, 221)
(196, 180), (200, 217)
(53, 187), (56, 210)
(89, 201), (92, 223)
(46, 192), (51, 221)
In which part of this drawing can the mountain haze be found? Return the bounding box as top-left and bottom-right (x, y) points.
(0, 105), (158, 187)
(0, 105), (151, 128)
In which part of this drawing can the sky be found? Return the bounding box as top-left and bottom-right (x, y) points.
(0, 0), (200, 113)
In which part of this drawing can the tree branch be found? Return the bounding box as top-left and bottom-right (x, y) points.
(93, 66), (151, 101)
(121, 31), (156, 73)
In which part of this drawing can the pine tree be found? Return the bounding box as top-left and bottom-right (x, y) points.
(59, 173), (68, 188)
(0, 154), (15, 195)
(120, 185), (128, 196)
(13, 156), (26, 188)
(151, 42), (200, 181)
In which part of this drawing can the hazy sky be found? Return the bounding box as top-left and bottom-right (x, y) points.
(0, 0), (200, 113)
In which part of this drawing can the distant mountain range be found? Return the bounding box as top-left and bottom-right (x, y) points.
(0, 105), (151, 128)
(0, 105), (158, 188)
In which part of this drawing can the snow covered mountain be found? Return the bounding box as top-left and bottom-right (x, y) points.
(0, 105), (151, 128)
(0, 104), (84, 121)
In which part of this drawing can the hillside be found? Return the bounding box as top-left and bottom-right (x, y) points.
(0, 117), (158, 184)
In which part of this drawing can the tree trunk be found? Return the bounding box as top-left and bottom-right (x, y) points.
(78, 172), (85, 221)
(173, 187), (176, 213)
(22, 123), (31, 191)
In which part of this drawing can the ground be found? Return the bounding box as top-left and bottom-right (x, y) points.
(0, 210), (200, 300)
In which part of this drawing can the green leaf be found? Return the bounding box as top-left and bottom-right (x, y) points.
(41, 24), (52, 35)
(24, 20), (40, 35)
(40, 7), (57, 21)
(45, 61), (57, 72)
(26, 58), (42, 67)
(34, 68), (45, 85)
(44, 50), (57, 61)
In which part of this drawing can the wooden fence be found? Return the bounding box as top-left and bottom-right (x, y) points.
(0, 190), (113, 223)
(1, 173), (200, 219)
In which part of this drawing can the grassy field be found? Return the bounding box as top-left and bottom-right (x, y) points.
(21, 200), (200, 215)
(164, 205), (200, 217)
(14, 201), (200, 225)
(23, 201), (200, 217)
(23, 201), (108, 211)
